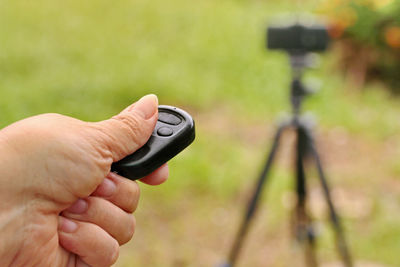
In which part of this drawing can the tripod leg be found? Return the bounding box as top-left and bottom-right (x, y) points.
(224, 123), (288, 267)
(307, 137), (353, 267)
(294, 125), (318, 267)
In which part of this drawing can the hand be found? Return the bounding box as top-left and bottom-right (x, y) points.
(0, 95), (168, 267)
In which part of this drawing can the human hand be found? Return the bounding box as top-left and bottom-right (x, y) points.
(0, 94), (168, 267)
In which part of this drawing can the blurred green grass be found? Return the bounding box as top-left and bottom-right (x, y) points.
(2, 0), (400, 138)
(2, 0), (400, 266)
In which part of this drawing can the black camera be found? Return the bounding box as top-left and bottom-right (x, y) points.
(267, 23), (329, 53)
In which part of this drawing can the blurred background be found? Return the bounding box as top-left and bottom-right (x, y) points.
(2, 0), (400, 266)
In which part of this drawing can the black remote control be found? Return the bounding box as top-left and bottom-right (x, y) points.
(111, 105), (195, 180)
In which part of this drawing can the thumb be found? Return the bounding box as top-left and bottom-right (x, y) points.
(93, 94), (158, 162)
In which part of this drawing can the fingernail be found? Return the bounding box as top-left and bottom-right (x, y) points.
(131, 94), (158, 119)
(58, 217), (78, 233)
(65, 199), (88, 214)
(96, 177), (117, 197)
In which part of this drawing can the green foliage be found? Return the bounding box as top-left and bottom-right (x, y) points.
(346, 3), (382, 45)
(321, 0), (400, 90)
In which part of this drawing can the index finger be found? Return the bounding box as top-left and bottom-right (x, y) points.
(139, 163), (169, 185)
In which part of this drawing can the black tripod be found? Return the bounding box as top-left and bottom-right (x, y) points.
(222, 53), (353, 267)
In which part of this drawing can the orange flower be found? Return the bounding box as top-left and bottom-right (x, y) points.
(325, 7), (357, 39)
(384, 26), (400, 49)
(328, 21), (347, 39)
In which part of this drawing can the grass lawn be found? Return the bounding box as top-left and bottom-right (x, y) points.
(2, 0), (400, 266)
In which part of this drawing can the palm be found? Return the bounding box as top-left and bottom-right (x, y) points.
(20, 214), (70, 266)
(6, 114), (112, 266)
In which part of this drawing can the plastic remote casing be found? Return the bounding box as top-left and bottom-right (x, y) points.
(111, 105), (195, 180)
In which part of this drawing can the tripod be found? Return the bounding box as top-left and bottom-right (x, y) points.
(222, 53), (353, 267)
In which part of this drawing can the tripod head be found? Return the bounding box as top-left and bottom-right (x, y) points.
(266, 19), (330, 117)
(289, 53), (320, 116)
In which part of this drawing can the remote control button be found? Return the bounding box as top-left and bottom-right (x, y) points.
(157, 127), (173, 137)
(158, 113), (182, 125)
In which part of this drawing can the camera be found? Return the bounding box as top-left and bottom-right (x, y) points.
(267, 22), (329, 53)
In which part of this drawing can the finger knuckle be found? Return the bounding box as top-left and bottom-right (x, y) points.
(120, 215), (136, 245)
(107, 240), (120, 266)
(126, 182), (140, 212)
(115, 114), (145, 145)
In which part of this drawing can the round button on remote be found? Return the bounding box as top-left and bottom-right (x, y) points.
(157, 127), (173, 137)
